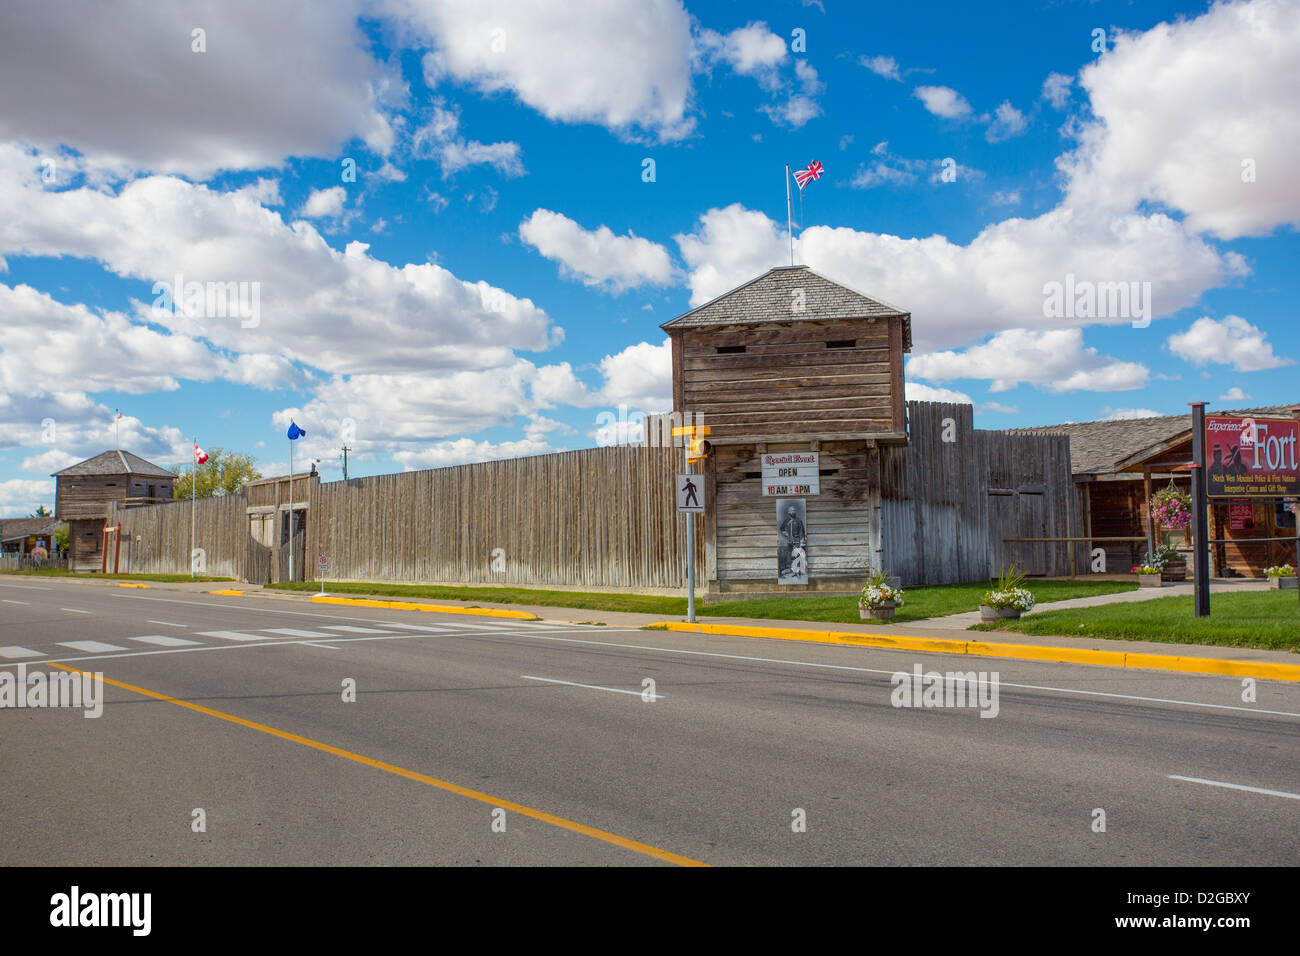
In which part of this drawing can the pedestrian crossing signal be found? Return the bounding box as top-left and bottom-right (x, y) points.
(688, 437), (708, 463)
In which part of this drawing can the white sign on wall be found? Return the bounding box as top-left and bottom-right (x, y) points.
(676, 474), (705, 512)
(761, 452), (820, 496)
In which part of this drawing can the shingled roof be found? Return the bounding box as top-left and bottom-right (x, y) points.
(0, 517), (63, 541)
(52, 449), (176, 479)
(1010, 405), (1294, 477)
(661, 265), (912, 350)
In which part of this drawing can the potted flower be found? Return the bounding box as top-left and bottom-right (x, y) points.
(980, 566), (1036, 622)
(1150, 483), (1192, 543)
(1142, 543), (1187, 582)
(1133, 563), (1164, 587)
(859, 569), (903, 621)
(1265, 564), (1298, 590)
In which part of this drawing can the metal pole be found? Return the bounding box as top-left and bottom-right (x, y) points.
(1189, 403), (1210, 617)
(685, 437), (695, 624)
(785, 165), (794, 266)
(288, 437), (294, 583)
(191, 435), (196, 579)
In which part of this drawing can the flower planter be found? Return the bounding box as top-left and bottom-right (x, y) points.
(979, 604), (1021, 623)
(1269, 576), (1299, 590)
(861, 601), (896, 621)
(1137, 574), (1164, 588)
(1161, 560), (1187, 582)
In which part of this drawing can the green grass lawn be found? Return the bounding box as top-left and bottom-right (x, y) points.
(267, 578), (1137, 624)
(0, 568), (233, 583)
(973, 590), (1300, 651)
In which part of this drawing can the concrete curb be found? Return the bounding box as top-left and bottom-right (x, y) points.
(309, 595), (539, 620)
(655, 622), (1300, 683)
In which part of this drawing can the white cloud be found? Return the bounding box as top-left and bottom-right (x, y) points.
(990, 189), (1021, 206)
(1099, 407), (1163, 421)
(985, 101), (1027, 142)
(1042, 72), (1073, 109)
(0, 0), (394, 178)
(914, 85), (972, 119)
(1217, 386), (1250, 401)
(860, 55), (902, 81)
(392, 437), (557, 470)
(519, 210), (676, 292)
(394, 0), (696, 141)
(907, 329), (1149, 393)
(0, 478), (56, 515)
(696, 22), (788, 90)
(675, 203), (1243, 348)
(0, 145), (560, 380)
(1166, 315), (1293, 371)
(410, 99), (524, 178)
(300, 187), (347, 220)
(595, 339), (672, 410)
(906, 382), (973, 404)
(980, 402), (1019, 415)
(1061, 0), (1300, 238)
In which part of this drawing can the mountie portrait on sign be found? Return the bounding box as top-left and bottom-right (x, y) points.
(776, 498), (808, 585)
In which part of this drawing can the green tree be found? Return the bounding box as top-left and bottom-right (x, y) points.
(30, 505), (52, 517)
(54, 525), (68, 552)
(172, 447), (262, 499)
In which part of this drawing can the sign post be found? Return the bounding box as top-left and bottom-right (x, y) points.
(317, 554), (328, 597)
(673, 424), (710, 624)
(1189, 403), (1210, 617)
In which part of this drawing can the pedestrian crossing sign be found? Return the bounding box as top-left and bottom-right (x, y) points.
(676, 474), (705, 513)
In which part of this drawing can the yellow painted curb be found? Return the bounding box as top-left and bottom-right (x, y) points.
(116, 583), (150, 589)
(310, 595), (538, 620)
(657, 622), (1300, 682)
(208, 589), (244, 596)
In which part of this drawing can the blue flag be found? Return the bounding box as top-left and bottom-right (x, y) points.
(287, 421), (307, 440)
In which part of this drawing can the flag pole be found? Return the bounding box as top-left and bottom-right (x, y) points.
(191, 435), (197, 579)
(784, 164), (794, 266)
(288, 432), (294, 583)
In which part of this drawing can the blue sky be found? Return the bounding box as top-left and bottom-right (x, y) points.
(1, 0), (1296, 514)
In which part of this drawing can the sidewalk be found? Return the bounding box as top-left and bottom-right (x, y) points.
(911, 579), (1271, 630)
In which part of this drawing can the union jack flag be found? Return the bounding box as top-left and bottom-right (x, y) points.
(794, 160), (824, 189)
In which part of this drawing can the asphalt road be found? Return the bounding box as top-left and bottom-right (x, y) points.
(2, 578), (1297, 866)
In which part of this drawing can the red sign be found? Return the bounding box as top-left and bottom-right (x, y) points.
(1205, 416), (1300, 498)
(1228, 501), (1254, 530)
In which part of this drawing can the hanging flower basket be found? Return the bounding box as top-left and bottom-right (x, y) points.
(1150, 484), (1192, 531)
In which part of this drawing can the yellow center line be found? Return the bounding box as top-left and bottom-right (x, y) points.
(47, 663), (707, 868)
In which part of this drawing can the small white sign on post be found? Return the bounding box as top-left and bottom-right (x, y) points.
(761, 452), (820, 496)
(676, 474), (705, 513)
(317, 555), (329, 596)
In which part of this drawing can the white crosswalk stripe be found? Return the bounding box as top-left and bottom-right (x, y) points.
(321, 625), (394, 634)
(130, 635), (201, 647)
(0, 646), (44, 659)
(57, 641), (127, 653)
(383, 623), (452, 632)
(196, 631), (267, 642)
(262, 628), (333, 638)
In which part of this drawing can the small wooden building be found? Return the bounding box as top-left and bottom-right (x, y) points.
(1015, 404), (1299, 576)
(0, 517), (63, 559)
(53, 450), (175, 572)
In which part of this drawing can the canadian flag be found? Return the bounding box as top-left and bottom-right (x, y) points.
(194, 444), (209, 465)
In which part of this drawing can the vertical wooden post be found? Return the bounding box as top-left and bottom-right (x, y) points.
(1143, 467), (1154, 560)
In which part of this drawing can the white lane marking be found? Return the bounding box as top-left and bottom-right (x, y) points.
(23, 631), (425, 665)
(1168, 774), (1300, 801)
(0, 646), (44, 659)
(60, 608), (92, 615)
(0, 583), (52, 590)
(130, 635), (200, 647)
(57, 641), (126, 652)
(521, 674), (664, 700)
(491, 633), (1300, 720)
(263, 628), (333, 638)
(384, 623), (453, 632)
(114, 593), (523, 631)
(321, 625), (394, 634)
(146, 620), (189, 628)
(197, 630), (266, 642)
(299, 642), (340, 650)
(3, 599), (30, 605)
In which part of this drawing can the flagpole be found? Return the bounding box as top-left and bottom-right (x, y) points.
(784, 164), (794, 266)
(288, 433), (294, 583)
(191, 435), (197, 579)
